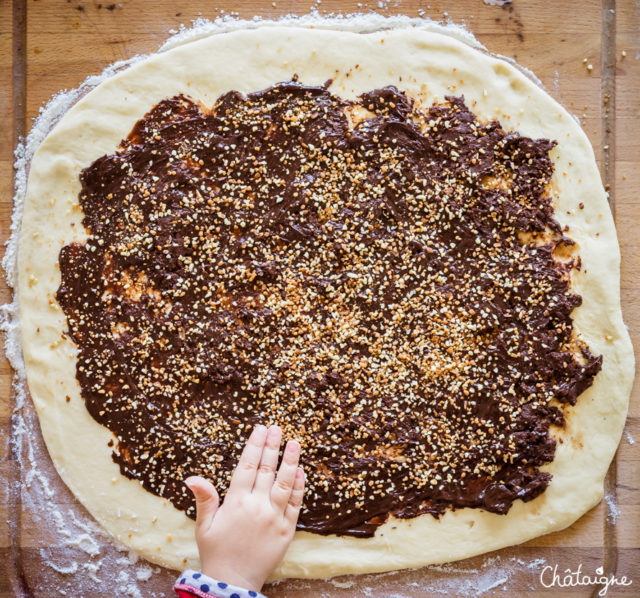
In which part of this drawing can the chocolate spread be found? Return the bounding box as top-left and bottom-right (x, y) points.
(56, 80), (602, 536)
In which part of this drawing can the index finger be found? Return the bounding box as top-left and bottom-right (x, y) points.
(227, 424), (268, 496)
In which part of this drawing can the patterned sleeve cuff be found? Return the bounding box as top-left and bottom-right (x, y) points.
(174, 569), (267, 598)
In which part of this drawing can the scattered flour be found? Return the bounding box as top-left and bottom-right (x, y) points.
(605, 493), (619, 524)
(625, 430), (636, 445)
(39, 552), (79, 576)
(276, 555), (548, 597)
(160, 11), (483, 53)
(136, 566), (155, 582)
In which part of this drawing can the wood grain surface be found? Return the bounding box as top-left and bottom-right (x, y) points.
(1, 1), (638, 596)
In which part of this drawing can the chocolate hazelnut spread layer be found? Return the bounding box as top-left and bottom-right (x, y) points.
(56, 80), (602, 537)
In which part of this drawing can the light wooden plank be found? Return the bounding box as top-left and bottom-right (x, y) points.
(0, 0), (15, 591)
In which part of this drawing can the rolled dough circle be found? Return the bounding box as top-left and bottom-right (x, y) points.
(18, 24), (634, 579)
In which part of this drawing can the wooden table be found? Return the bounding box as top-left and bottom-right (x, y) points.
(1, 1), (638, 596)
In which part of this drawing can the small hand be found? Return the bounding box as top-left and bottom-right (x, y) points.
(185, 425), (305, 592)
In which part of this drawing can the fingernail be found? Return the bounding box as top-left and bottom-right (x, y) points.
(254, 424), (267, 434)
(286, 440), (300, 453)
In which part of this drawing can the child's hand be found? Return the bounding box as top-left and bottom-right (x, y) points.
(185, 425), (305, 592)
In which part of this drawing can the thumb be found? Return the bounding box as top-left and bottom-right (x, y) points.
(185, 475), (220, 531)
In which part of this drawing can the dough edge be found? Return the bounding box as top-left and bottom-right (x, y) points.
(18, 25), (634, 580)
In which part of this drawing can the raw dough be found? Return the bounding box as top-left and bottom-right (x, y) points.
(18, 25), (634, 579)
